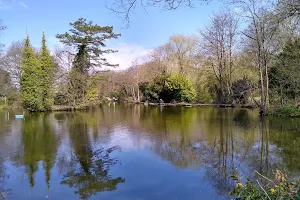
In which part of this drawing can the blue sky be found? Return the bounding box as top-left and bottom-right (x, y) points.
(0, 0), (227, 69)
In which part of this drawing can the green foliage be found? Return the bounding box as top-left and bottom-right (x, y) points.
(56, 18), (121, 70)
(39, 32), (55, 110)
(20, 36), (44, 112)
(85, 75), (101, 104)
(56, 18), (120, 106)
(139, 74), (196, 103)
(269, 38), (300, 105)
(54, 92), (68, 105)
(194, 72), (215, 103)
(139, 74), (169, 102)
(165, 74), (196, 102)
(267, 106), (300, 117)
(230, 170), (300, 199)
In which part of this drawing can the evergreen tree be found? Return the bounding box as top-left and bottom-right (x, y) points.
(20, 36), (44, 111)
(56, 18), (120, 106)
(39, 32), (54, 110)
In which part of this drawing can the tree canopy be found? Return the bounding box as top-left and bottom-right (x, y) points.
(56, 18), (121, 106)
(20, 36), (44, 111)
(56, 18), (121, 71)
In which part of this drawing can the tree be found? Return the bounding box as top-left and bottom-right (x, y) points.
(20, 36), (44, 111)
(233, 0), (280, 115)
(165, 74), (196, 102)
(269, 37), (300, 105)
(200, 11), (239, 103)
(0, 20), (6, 51)
(231, 77), (252, 104)
(139, 73), (169, 102)
(166, 34), (199, 75)
(107, 0), (210, 24)
(0, 68), (11, 97)
(277, 0), (300, 19)
(139, 73), (196, 102)
(56, 18), (121, 106)
(39, 32), (55, 110)
(0, 41), (24, 87)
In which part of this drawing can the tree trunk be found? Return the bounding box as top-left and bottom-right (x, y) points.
(260, 65), (266, 115)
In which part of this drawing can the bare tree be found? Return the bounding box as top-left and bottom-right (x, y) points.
(167, 34), (199, 74)
(233, 0), (280, 114)
(277, 0), (300, 19)
(200, 11), (239, 103)
(106, 0), (210, 25)
(0, 41), (23, 87)
(149, 34), (199, 75)
(0, 20), (6, 51)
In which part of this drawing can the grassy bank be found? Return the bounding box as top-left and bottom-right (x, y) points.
(267, 106), (300, 118)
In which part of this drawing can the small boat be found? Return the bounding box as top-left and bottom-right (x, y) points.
(15, 115), (24, 119)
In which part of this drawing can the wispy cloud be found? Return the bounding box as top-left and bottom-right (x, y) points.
(0, 0), (28, 9)
(18, 1), (28, 8)
(0, 0), (11, 10)
(105, 43), (152, 70)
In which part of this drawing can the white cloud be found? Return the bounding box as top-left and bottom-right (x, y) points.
(47, 40), (152, 71)
(104, 43), (152, 71)
(18, 1), (28, 8)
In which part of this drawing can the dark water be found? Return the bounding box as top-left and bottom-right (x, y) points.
(0, 105), (300, 200)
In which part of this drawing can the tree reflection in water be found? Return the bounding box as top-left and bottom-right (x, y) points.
(1, 106), (300, 199)
(0, 158), (11, 200)
(60, 146), (125, 199)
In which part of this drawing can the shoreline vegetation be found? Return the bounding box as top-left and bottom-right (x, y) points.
(230, 169), (300, 199)
(2, 101), (300, 118)
(2, 97), (300, 118)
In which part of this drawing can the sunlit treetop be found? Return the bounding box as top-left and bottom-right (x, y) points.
(56, 18), (121, 69)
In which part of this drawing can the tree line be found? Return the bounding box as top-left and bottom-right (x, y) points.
(0, 0), (299, 115)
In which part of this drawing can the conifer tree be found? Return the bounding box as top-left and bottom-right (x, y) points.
(56, 18), (120, 106)
(20, 36), (44, 111)
(39, 32), (54, 110)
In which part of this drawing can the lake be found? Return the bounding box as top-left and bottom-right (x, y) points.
(0, 105), (300, 200)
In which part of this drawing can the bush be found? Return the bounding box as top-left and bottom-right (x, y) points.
(164, 74), (196, 103)
(232, 77), (252, 104)
(54, 92), (68, 105)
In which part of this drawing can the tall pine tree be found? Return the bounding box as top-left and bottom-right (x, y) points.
(56, 18), (120, 106)
(20, 36), (44, 111)
(39, 32), (54, 110)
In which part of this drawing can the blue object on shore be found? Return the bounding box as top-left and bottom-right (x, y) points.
(15, 115), (24, 119)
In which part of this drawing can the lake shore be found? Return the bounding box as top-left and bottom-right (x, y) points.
(133, 102), (256, 109)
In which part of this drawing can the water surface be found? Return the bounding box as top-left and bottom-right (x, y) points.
(0, 105), (300, 199)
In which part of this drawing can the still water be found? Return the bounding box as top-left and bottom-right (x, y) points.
(0, 105), (300, 200)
